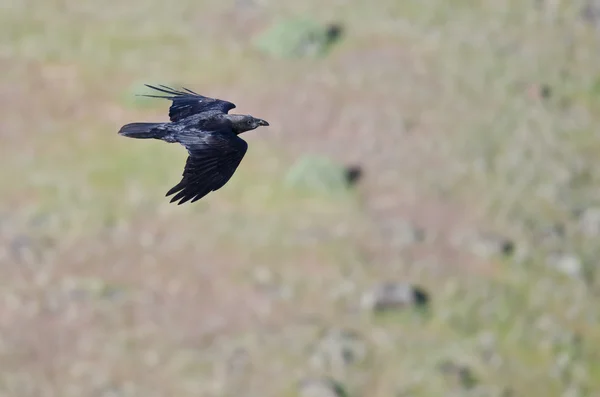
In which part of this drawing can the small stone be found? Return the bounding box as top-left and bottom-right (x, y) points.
(99, 387), (125, 397)
(298, 378), (348, 397)
(477, 332), (502, 367)
(538, 223), (565, 246)
(380, 219), (426, 248)
(577, 207), (600, 237)
(327, 280), (356, 302)
(360, 282), (429, 312)
(562, 385), (585, 397)
(540, 84), (552, 98)
(526, 83), (552, 100)
(252, 266), (274, 286)
(325, 24), (343, 42)
(546, 253), (583, 278)
(582, 0), (600, 27)
(453, 229), (515, 258)
(344, 165), (362, 186)
(10, 235), (39, 265)
(235, 0), (262, 9)
(143, 349), (160, 367)
(63, 277), (126, 301)
(226, 347), (250, 376)
(437, 360), (478, 389)
(310, 328), (367, 370)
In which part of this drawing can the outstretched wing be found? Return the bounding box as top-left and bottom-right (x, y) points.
(142, 84), (237, 122)
(166, 132), (248, 205)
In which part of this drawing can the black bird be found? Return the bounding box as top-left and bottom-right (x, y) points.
(118, 84), (269, 205)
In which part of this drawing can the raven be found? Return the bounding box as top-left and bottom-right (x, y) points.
(118, 84), (269, 205)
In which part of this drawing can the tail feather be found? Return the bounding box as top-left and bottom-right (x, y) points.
(118, 122), (166, 139)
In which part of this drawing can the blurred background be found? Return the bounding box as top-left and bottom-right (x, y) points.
(2, 0), (600, 396)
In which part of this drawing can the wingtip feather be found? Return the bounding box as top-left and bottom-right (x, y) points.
(190, 193), (206, 203)
(145, 84), (182, 97)
(166, 183), (184, 197)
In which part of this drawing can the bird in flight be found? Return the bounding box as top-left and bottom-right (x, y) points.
(118, 84), (269, 205)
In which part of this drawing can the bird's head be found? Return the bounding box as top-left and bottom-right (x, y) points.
(229, 114), (270, 134)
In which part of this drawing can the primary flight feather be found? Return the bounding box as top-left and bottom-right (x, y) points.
(118, 85), (269, 205)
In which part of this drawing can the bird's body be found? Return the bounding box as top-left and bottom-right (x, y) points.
(118, 85), (269, 205)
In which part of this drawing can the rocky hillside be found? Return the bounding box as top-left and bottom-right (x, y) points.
(1, 0), (600, 396)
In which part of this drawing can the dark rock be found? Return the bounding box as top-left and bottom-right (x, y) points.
(325, 24), (344, 42)
(310, 328), (367, 370)
(344, 165), (363, 186)
(540, 84), (552, 99)
(526, 83), (552, 100)
(361, 282), (429, 312)
(298, 378), (348, 397)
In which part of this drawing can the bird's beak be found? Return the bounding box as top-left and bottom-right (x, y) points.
(257, 119), (269, 127)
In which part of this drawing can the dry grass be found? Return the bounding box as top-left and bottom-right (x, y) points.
(2, 0), (600, 396)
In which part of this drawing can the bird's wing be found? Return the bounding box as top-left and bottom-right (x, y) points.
(166, 132), (248, 205)
(141, 84), (237, 122)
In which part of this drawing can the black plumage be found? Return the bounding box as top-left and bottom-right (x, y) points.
(118, 85), (269, 205)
